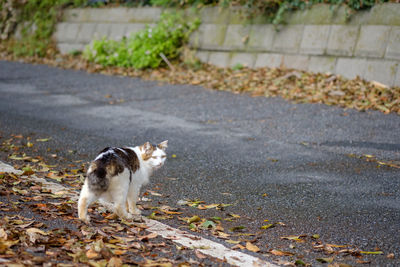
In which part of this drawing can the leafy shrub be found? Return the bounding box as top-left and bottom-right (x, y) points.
(83, 12), (200, 69)
(0, 0), (86, 57)
(150, 0), (219, 7)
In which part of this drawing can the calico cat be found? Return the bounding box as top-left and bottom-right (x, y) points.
(78, 140), (168, 223)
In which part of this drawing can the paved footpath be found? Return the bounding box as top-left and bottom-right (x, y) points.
(0, 60), (399, 266)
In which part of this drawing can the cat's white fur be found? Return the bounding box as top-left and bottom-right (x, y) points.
(78, 141), (167, 223)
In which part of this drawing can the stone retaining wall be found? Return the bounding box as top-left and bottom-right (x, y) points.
(54, 4), (400, 86)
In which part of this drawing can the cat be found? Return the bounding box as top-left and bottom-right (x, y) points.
(78, 140), (168, 223)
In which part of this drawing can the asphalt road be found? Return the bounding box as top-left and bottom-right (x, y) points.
(1, 60), (399, 266)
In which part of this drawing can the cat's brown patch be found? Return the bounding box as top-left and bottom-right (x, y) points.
(140, 142), (155, 161)
(87, 147), (139, 192)
(115, 148), (140, 172)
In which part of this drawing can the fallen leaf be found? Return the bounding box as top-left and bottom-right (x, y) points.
(36, 138), (51, 142)
(195, 250), (207, 259)
(177, 200), (189, 206)
(226, 239), (241, 244)
(246, 242), (260, 253)
(108, 257), (123, 267)
(187, 215), (201, 224)
(312, 234), (320, 239)
(269, 249), (294, 256)
(281, 235), (306, 242)
(197, 204), (219, 209)
(16, 221), (35, 229)
(261, 224), (275, 230)
(26, 227), (48, 243)
(9, 154), (32, 161)
(360, 250), (383, 255)
(201, 220), (216, 229)
(326, 243), (348, 248)
(112, 249), (127, 255)
(88, 259), (108, 267)
(0, 228), (7, 239)
(227, 213), (241, 219)
(139, 232), (158, 241)
(148, 190), (162, 196)
(229, 226), (245, 232)
(159, 206), (182, 215)
(387, 253), (395, 259)
(316, 257), (334, 263)
(105, 213), (118, 220)
(0, 239), (19, 253)
(232, 244), (245, 250)
(148, 212), (172, 220)
(26, 228), (48, 236)
(86, 248), (100, 259)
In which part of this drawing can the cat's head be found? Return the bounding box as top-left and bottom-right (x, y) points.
(140, 140), (168, 170)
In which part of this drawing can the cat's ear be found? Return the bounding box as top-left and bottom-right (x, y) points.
(158, 140), (168, 151)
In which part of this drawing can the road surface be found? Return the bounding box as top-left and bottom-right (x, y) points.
(1, 60), (399, 266)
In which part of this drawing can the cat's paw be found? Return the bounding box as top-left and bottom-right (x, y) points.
(79, 215), (91, 224)
(129, 207), (142, 215)
(132, 214), (143, 222)
(122, 213), (133, 220)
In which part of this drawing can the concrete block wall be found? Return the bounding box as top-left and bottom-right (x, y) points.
(54, 4), (400, 86)
(54, 7), (161, 54)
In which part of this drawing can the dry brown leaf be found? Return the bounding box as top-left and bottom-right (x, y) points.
(108, 257), (123, 267)
(0, 228), (7, 240)
(195, 250), (207, 259)
(269, 249), (294, 256)
(139, 232), (158, 241)
(86, 248), (100, 259)
(232, 244), (245, 250)
(386, 253), (395, 259)
(246, 242), (260, 253)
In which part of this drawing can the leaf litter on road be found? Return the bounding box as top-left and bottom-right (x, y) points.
(0, 135), (234, 266)
(0, 119), (396, 266)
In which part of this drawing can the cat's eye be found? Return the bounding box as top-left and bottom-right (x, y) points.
(152, 156), (157, 159)
(161, 155), (166, 158)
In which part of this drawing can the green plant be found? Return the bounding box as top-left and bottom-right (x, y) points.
(0, 0), (86, 57)
(83, 12), (200, 69)
(232, 63), (244, 71)
(150, 0), (218, 7)
(223, 0), (390, 24)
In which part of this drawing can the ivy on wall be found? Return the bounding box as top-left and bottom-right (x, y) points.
(0, 0), (85, 57)
(148, 0), (393, 24)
